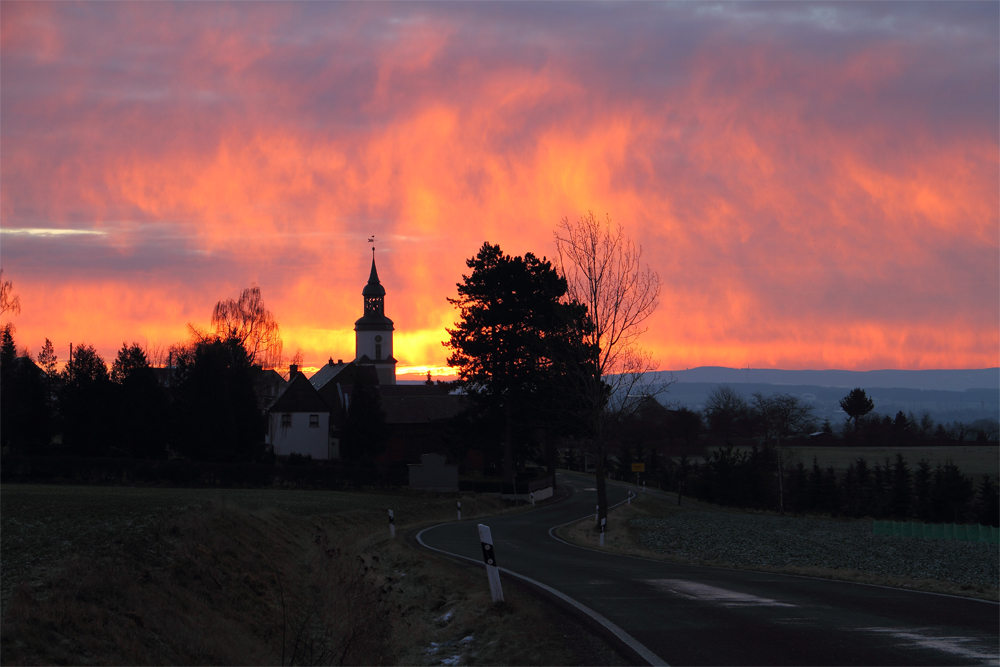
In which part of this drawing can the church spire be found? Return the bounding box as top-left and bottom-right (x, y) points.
(355, 242), (396, 385)
(362, 249), (386, 315)
(367, 250), (381, 287)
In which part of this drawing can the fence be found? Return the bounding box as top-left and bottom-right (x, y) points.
(872, 519), (999, 544)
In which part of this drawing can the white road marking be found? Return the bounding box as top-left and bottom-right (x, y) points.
(645, 579), (795, 607)
(859, 627), (999, 665)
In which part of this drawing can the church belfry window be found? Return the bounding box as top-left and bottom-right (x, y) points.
(365, 295), (383, 316)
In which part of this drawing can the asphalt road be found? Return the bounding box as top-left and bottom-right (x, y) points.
(417, 473), (1000, 666)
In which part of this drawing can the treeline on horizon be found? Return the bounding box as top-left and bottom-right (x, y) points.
(641, 446), (999, 528)
(585, 386), (999, 527)
(1, 325), (268, 462)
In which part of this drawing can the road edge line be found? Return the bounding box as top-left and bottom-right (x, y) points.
(415, 522), (669, 667)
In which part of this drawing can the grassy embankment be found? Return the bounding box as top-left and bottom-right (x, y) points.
(1, 485), (627, 666)
(557, 479), (999, 602)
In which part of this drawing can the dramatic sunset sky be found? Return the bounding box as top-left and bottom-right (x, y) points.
(2, 2), (997, 378)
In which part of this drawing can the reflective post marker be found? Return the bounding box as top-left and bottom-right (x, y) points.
(389, 509), (395, 539)
(478, 524), (504, 602)
(457, 501), (462, 521)
(599, 517), (606, 546)
(530, 492), (535, 506)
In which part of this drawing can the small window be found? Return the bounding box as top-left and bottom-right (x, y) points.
(281, 413), (291, 427)
(309, 414), (320, 428)
(375, 343), (382, 360)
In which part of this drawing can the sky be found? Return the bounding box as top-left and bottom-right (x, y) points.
(2, 1), (997, 379)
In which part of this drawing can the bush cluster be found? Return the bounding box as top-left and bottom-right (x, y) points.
(677, 445), (999, 527)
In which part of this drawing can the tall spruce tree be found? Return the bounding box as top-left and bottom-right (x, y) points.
(446, 242), (589, 486)
(110, 343), (168, 458)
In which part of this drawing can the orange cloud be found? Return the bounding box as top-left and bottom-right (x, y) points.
(2, 3), (996, 374)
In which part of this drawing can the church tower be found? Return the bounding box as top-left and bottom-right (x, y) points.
(354, 251), (396, 385)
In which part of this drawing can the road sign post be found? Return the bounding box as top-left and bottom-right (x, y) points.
(389, 509), (395, 539)
(478, 524), (504, 602)
(599, 517), (606, 546)
(457, 501), (461, 521)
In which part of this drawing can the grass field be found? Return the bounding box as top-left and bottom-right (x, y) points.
(558, 484), (998, 601)
(705, 445), (999, 478)
(1, 484), (628, 666)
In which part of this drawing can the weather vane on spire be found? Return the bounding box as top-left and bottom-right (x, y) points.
(368, 235), (377, 258)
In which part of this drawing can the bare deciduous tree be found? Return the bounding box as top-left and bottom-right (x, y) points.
(752, 391), (814, 515)
(555, 211), (663, 525)
(210, 284), (283, 369)
(1, 268), (21, 320)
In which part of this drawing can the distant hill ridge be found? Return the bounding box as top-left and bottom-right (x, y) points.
(662, 367), (999, 392)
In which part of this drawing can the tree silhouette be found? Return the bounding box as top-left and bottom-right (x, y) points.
(210, 284), (283, 370)
(339, 374), (389, 464)
(0, 268), (21, 320)
(446, 242), (587, 484)
(705, 385), (751, 438)
(554, 211), (662, 524)
(110, 343), (168, 458)
(839, 387), (874, 430)
(37, 339), (58, 407)
(171, 337), (264, 461)
(61, 343), (113, 456)
(0, 325), (49, 453)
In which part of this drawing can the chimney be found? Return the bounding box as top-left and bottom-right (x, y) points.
(289, 364), (298, 378)
(338, 359), (343, 365)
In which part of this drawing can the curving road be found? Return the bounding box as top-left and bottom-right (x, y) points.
(417, 473), (999, 666)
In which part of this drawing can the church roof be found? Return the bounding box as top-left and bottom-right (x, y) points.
(378, 385), (465, 424)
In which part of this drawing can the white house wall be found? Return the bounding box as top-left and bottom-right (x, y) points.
(269, 411), (330, 460)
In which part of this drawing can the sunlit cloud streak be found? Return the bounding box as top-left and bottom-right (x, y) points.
(1, 2), (996, 375)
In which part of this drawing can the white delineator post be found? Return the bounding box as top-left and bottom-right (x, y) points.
(478, 524), (504, 602)
(599, 517), (606, 546)
(389, 509), (395, 539)
(457, 501), (462, 521)
(530, 492), (535, 506)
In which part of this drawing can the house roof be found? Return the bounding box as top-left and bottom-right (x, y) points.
(270, 372), (329, 413)
(309, 360), (352, 391)
(315, 364), (380, 411)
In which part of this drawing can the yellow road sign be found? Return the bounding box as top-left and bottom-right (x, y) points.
(631, 463), (645, 473)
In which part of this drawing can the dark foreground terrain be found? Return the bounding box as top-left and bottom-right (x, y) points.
(0, 484), (628, 666)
